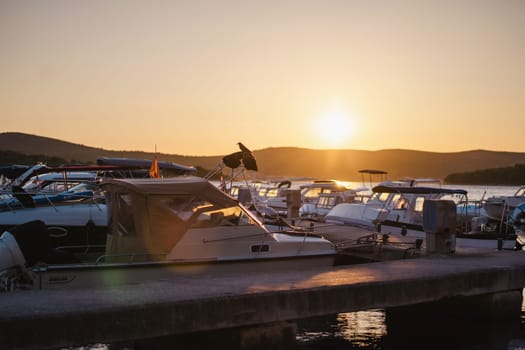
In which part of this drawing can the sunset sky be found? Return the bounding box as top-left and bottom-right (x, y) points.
(1, 0), (524, 156)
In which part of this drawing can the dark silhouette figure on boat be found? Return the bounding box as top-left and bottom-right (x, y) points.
(237, 142), (258, 171)
(222, 142), (258, 171)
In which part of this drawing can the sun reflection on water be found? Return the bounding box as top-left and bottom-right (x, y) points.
(296, 309), (387, 349)
(335, 310), (387, 346)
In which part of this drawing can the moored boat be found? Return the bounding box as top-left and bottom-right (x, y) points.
(0, 176), (337, 291)
(325, 180), (517, 250)
(482, 185), (525, 221)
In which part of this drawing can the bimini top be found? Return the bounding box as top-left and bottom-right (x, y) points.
(100, 176), (237, 207)
(372, 185), (467, 196)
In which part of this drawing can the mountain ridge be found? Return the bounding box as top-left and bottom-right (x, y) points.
(1, 132), (525, 183)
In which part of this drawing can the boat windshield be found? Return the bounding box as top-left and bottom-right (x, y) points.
(515, 187), (525, 197)
(191, 203), (264, 230)
(239, 202), (269, 232)
(146, 194), (268, 232)
(302, 186), (335, 200)
(265, 188), (281, 198)
(370, 191), (390, 203)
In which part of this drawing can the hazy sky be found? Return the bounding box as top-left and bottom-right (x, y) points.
(1, 0), (524, 156)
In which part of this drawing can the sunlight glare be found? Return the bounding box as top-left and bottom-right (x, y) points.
(314, 109), (357, 148)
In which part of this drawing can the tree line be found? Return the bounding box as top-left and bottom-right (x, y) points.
(0, 150), (70, 167)
(445, 163), (525, 185)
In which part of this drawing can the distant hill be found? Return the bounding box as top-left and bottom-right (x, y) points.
(1, 132), (525, 183)
(0, 132), (220, 171)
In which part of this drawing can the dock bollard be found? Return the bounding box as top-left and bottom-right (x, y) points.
(237, 187), (252, 206)
(423, 200), (457, 254)
(286, 189), (301, 219)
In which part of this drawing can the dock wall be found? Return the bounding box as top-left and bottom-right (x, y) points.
(1, 250), (524, 349)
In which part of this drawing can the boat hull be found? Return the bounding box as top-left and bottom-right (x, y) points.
(0, 204), (108, 247)
(31, 253), (336, 290)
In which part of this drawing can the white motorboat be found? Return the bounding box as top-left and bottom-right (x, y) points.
(299, 187), (369, 222)
(325, 181), (517, 250)
(324, 179), (446, 230)
(300, 180), (364, 205)
(0, 179), (109, 247)
(482, 185), (525, 221)
(234, 179), (366, 221)
(0, 177), (337, 291)
(254, 180), (293, 214)
(0, 181), (100, 211)
(0, 159), (198, 249)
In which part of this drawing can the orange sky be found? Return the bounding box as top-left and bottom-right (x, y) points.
(1, 0), (524, 156)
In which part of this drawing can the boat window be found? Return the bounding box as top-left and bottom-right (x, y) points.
(414, 197), (425, 212)
(303, 187), (324, 199)
(388, 194), (401, 207)
(394, 197), (409, 210)
(265, 188), (279, 198)
(371, 192), (390, 203)
(318, 195), (342, 208)
(191, 205), (255, 228)
(115, 193), (136, 236)
(257, 188), (268, 198)
(159, 195), (214, 221)
(23, 180), (77, 193)
(318, 196), (331, 208)
(251, 244), (270, 253)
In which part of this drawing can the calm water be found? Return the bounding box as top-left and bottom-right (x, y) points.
(73, 184), (524, 350)
(73, 298), (525, 350)
(295, 299), (525, 350)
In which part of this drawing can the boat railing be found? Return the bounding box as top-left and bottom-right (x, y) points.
(41, 192), (101, 211)
(456, 199), (483, 216)
(94, 252), (168, 264)
(54, 245), (169, 265)
(0, 190), (105, 212)
(333, 232), (379, 250)
(52, 244), (106, 264)
(56, 244), (106, 255)
(498, 201), (514, 234)
(334, 232), (422, 253)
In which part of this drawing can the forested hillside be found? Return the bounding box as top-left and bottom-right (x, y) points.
(445, 164), (525, 185)
(2, 132), (525, 183)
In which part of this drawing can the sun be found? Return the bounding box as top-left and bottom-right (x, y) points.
(313, 109), (357, 148)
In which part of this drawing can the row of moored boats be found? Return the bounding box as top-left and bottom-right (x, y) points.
(1, 153), (524, 293)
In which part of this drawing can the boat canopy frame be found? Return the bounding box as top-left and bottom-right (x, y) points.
(372, 185), (467, 196)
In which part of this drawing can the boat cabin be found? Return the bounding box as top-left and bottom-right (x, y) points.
(100, 177), (268, 262)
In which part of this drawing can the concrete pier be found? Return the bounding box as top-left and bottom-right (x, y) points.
(0, 249), (524, 349)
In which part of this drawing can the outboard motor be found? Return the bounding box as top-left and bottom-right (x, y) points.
(0, 231), (29, 291)
(0, 231), (26, 271)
